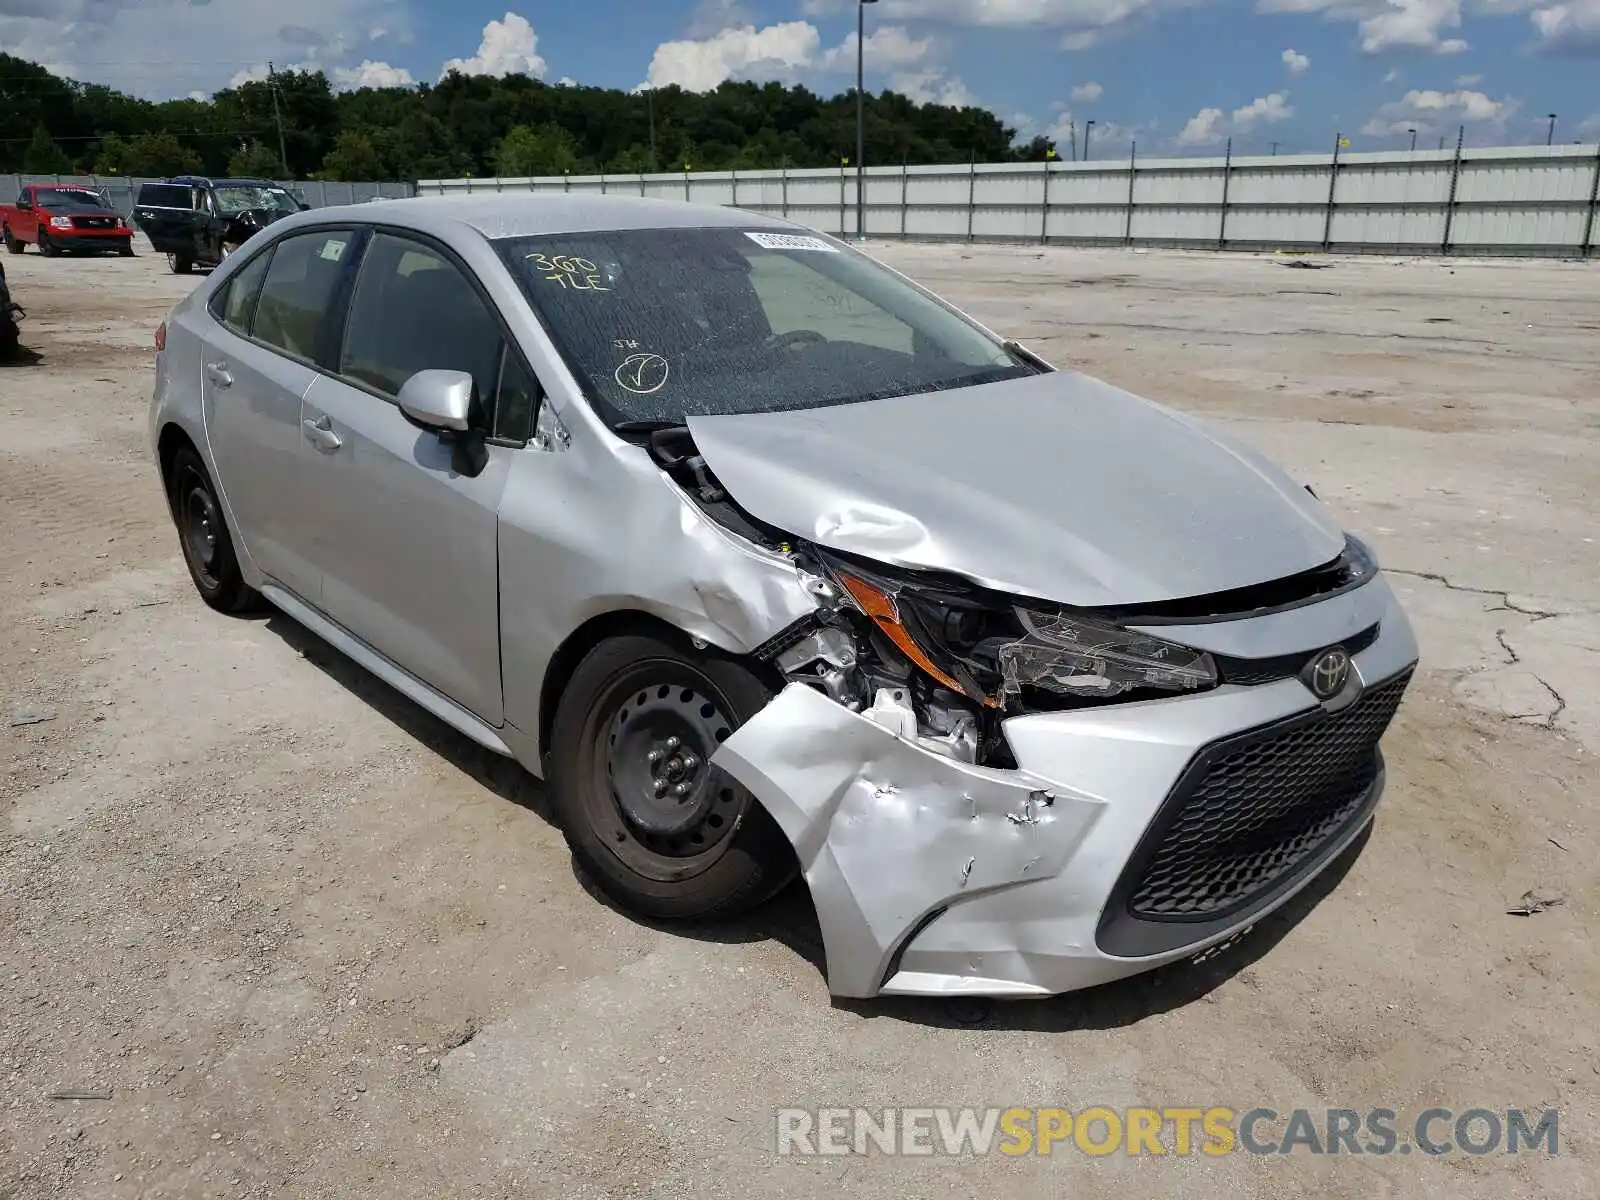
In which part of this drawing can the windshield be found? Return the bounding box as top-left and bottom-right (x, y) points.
(35, 189), (110, 212)
(214, 186), (298, 216)
(494, 228), (1034, 426)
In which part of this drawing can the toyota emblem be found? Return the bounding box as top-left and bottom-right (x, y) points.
(1303, 647), (1352, 700)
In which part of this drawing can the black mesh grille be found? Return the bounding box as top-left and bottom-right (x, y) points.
(1125, 670), (1410, 922)
(1215, 624), (1381, 687)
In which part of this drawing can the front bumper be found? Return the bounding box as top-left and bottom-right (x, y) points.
(43, 231), (131, 250)
(712, 573), (1418, 999)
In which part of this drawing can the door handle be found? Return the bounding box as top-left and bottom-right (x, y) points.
(205, 361), (232, 388)
(302, 414), (344, 452)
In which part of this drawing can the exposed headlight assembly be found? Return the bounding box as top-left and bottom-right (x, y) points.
(996, 608), (1216, 700)
(814, 552), (1217, 710)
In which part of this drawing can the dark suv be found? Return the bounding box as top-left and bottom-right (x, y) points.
(133, 177), (309, 274)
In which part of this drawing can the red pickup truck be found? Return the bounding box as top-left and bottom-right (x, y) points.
(2, 184), (134, 256)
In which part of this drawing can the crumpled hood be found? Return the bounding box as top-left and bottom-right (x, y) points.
(687, 370), (1346, 607)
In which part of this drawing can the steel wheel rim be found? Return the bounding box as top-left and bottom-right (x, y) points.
(177, 466), (222, 587)
(585, 660), (748, 883)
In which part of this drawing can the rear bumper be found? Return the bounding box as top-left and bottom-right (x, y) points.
(712, 574), (1418, 999)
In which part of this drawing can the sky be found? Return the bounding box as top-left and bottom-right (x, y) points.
(3, 0), (1598, 156)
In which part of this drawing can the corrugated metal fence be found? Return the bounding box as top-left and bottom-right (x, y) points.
(1, 174), (415, 217)
(419, 143), (1600, 258)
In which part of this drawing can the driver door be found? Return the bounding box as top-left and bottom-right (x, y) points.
(295, 231), (539, 725)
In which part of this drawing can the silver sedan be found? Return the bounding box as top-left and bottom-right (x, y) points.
(149, 195), (1418, 1000)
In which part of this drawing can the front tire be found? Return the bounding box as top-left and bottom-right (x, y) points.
(168, 252), (193, 275)
(549, 634), (795, 920)
(36, 232), (56, 257)
(168, 446), (260, 614)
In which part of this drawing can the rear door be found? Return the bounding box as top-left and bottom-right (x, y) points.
(134, 184), (198, 251)
(199, 228), (362, 600)
(297, 230), (536, 724)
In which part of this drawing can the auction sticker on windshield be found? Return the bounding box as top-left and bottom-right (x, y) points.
(745, 232), (838, 253)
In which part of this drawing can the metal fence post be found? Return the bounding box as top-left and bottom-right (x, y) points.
(600, 172), (608, 195)
(967, 150), (977, 243)
(840, 161), (847, 236)
(1441, 125), (1465, 255)
(1582, 142), (1600, 258)
(900, 154), (909, 239)
(1041, 159), (1052, 245)
(731, 170), (738, 209)
(1322, 132), (1342, 252)
(781, 159), (789, 219)
(1124, 141), (1137, 245)
(1218, 137), (1233, 250)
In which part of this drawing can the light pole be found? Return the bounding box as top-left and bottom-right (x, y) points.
(856, 0), (878, 242)
(1083, 119), (1095, 162)
(1546, 114), (1557, 145)
(1270, 141), (1279, 156)
(1408, 128), (1417, 152)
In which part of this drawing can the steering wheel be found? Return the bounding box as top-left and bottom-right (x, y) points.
(767, 329), (827, 354)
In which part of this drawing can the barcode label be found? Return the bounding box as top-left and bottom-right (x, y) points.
(745, 232), (839, 253)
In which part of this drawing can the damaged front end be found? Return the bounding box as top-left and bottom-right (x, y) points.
(647, 423), (1416, 1001)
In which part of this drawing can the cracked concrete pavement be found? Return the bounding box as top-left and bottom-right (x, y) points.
(2, 240), (1596, 1199)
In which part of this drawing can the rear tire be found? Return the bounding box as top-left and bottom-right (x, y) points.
(2, 227), (21, 255)
(168, 445), (260, 614)
(168, 252), (193, 275)
(549, 634), (795, 920)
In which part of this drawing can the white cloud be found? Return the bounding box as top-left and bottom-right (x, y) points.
(1233, 90), (1295, 128)
(816, 25), (936, 72)
(645, 21), (821, 90)
(890, 68), (976, 107)
(1173, 90), (1293, 148)
(1384, 68), (1401, 82)
(0, 0), (414, 98)
(441, 12), (547, 80)
(1177, 107), (1227, 146)
(1070, 81), (1104, 102)
(557, 76), (577, 87)
(332, 60), (415, 90)
(1255, 0), (1469, 54)
(868, 0), (1188, 50)
(1455, 72), (1483, 84)
(1362, 87), (1517, 137)
(1527, 1), (1600, 51)
(645, 21), (947, 94)
(1578, 113), (1600, 139)
(1282, 47), (1310, 72)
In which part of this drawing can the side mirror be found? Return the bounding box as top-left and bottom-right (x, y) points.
(299, 202), (312, 211)
(398, 369), (474, 432)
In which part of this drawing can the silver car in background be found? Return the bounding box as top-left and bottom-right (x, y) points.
(150, 195), (1417, 1000)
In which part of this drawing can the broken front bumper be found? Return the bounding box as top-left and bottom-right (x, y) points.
(712, 576), (1418, 1000)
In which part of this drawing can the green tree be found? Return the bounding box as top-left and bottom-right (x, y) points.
(22, 126), (73, 174)
(228, 140), (288, 179)
(94, 132), (202, 177)
(319, 131), (384, 181)
(493, 123), (580, 177)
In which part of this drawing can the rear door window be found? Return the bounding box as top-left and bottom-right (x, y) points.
(251, 231), (357, 363)
(138, 184), (194, 210)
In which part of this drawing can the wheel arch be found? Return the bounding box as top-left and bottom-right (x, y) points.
(535, 608), (785, 768)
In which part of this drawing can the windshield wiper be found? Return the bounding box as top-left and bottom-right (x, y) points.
(1002, 339), (1054, 372)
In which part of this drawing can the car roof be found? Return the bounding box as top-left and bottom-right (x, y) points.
(317, 193), (799, 240)
(162, 177), (283, 188)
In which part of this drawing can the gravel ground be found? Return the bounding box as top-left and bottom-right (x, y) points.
(1, 234), (1595, 1199)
